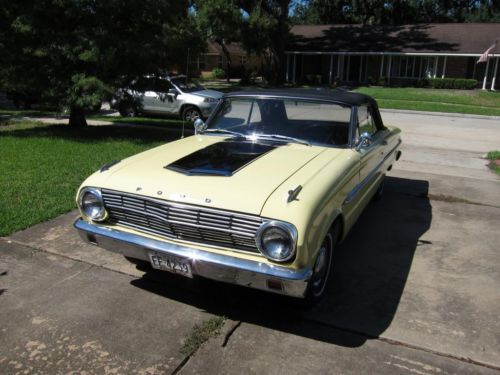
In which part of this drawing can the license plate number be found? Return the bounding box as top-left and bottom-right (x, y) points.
(148, 253), (193, 278)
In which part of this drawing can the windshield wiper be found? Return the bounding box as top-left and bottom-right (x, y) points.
(253, 134), (311, 146)
(203, 128), (246, 138)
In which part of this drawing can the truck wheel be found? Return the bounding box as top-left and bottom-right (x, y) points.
(182, 106), (201, 122)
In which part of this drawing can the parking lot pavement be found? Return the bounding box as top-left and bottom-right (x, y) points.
(2, 111), (500, 373)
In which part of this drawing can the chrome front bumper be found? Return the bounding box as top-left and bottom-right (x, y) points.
(74, 219), (311, 298)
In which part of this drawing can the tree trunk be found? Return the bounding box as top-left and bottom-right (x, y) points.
(218, 41), (232, 83)
(69, 106), (87, 127)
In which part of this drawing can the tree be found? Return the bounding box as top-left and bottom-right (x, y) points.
(0, 0), (199, 127)
(195, 0), (243, 82)
(291, 0), (500, 25)
(239, 0), (293, 84)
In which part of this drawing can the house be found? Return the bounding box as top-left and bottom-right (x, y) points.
(191, 41), (262, 78)
(286, 23), (500, 90)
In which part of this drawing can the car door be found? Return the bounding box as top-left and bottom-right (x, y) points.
(356, 104), (388, 205)
(141, 78), (160, 113)
(153, 79), (178, 114)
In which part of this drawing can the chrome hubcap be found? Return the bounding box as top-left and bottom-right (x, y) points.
(185, 110), (200, 122)
(311, 234), (332, 296)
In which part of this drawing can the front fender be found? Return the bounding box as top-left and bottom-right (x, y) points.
(260, 148), (359, 270)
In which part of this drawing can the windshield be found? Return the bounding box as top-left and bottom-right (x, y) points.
(208, 98), (352, 146)
(170, 77), (204, 93)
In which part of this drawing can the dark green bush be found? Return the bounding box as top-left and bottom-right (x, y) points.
(429, 78), (478, 90)
(415, 78), (430, 88)
(211, 68), (226, 79)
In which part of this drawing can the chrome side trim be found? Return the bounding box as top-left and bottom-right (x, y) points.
(74, 219), (311, 298)
(343, 139), (401, 206)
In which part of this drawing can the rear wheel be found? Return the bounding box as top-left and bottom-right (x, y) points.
(372, 175), (385, 201)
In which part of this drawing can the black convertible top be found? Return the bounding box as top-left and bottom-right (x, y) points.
(224, 88), (374, 107)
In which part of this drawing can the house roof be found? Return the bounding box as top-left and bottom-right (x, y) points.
(205, 41), (246, 55)
(288, 23), (500, 55)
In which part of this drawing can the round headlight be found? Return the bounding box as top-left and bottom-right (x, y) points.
(78, 188), (107, 222)
(256, 221), (297, 262)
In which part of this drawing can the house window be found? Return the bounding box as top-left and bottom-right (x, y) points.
(240, 55), (247, 65)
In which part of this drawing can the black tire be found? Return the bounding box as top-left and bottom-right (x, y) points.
(372, 175), (385, 201)
(119, 103), (137, 117)
(182, 106), (201, 122)
(304, 221), (340, 305)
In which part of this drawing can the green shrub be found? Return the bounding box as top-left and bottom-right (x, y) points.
(211, 68), (226, 79)
(415, 78), (430, 88)
(429, 78), (478, 90)
(305, 74), (323, 85)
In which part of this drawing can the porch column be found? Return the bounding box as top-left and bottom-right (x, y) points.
(293, 54), (297, 84)
(329, 54), (334, 84)
(286, 54), (290, 82)
(387, 55), (392, 84)
(491, 57), (499, 91)
(380, 55), (385, 78)
(482, 58), (491, 90)
(441, 56), (447, 78)
(337, 55), (342, 81)
(346, 55), (351, 81)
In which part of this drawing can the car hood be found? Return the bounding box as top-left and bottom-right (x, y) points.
(83, 136), (335, 215)
(190, 89), (223, 99)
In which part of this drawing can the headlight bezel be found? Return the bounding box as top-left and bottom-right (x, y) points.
(256, 220), (298, 262)
(203, 97), (218, 103)
(78, 187), (108, 222)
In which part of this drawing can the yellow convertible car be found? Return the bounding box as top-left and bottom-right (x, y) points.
(74, 89), (402, 303)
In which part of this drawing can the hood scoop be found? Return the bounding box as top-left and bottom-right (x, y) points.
(165, 140), (276, 177)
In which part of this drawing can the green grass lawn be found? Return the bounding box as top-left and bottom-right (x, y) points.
(354, 87), (500, 116)
(486, 151), (500, 175)
(0, 119), (179, 236)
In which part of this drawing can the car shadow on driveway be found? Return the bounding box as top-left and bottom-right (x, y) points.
(130, 176), (432, 348)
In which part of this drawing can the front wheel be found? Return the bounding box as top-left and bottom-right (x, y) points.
(304, 223), (339, 304)
(182, 106), (201, 122)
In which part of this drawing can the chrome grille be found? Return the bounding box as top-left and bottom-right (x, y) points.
(101, 189), (263, 253)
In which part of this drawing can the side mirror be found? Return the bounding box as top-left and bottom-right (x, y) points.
(356, 132), (372, 151)
(194, 118), (207, 134)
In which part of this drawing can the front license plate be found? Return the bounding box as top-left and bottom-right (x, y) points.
(148, 253), (193, 278)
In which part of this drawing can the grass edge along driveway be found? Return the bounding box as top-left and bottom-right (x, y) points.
(354, 87), (500, 116)
(0, 120), (177, 236)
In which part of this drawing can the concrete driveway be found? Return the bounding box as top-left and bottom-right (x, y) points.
(1, 110), (499, 374)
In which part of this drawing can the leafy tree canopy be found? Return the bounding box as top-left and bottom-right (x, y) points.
(291, 0), (500, 25)
(0, 0), (201, 126)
